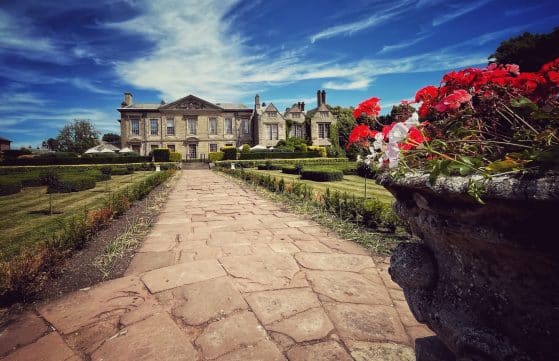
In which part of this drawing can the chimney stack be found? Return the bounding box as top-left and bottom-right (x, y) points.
(301, 102), (305, 111)
(123, 92), (133, 107)
(321, 90), (326, 105)
(255, 94), (260, 110)
(317, 90), (322, 107)
(297, 102), (301, 111)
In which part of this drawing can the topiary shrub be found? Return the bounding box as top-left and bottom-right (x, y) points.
(241, 144), (251, 153)
(308, 146), (327, 157)
(169, 152), (182, 162)
(209, 152), (224, 162)
(220, 146), (237, 160)
(300, 169), (344, 182)
(295, 143), (307, 153)
(0, 179), (22, 196)
(152, 148), (170, 162)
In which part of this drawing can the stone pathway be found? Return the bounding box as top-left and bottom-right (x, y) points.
(0, 170), (433, 361)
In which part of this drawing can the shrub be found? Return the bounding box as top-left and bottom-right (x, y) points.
(209, 152), (224, 162)
(300, 169), (344, 182)
(241, 144), (251, 153)
(48, 174), (97, 193)
(220, 146), (238, 160)
(0, 178), (22, 196)
(152, 148), (170, 162)
(308, 146), (327, 157)
(356, 162), (376, 178)
(281, 166), (299, 174)
(239, 151), (320, 160)
(169, 152), (182, 162)
(111, 167), (134, 175)
(257, 162), (280, 170)
(295, 143), (307, 153)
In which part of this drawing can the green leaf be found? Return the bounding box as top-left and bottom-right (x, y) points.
(510, 96), (538, 111)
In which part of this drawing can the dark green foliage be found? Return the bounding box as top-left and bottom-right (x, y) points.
(48, 174), (97, 193)
(257, 161), (280, 170)
(281, 166), (299, 174)
(111, 167), (134, 175)
(241, 144), (251, 153)
(53, 119), (100, 153)
(356, 162), (376, 178)
(215, 157), (348, 169)
(102, 133), (121, 144)
(239, 151), (320, 160)
(100, 166), (112, 177)
(295, 143), (307, 153)
(330, 106), (356, 150)
(490, 27), (559, 72)
(152, 148), (170, 162)
(220, 146), (238, 160)
(209, 152), (224, 162)
(1, 156), (151, 166)
(0, 179), (22, 196)
(300, 169), (344, 182)
(169, 152), (181, 162)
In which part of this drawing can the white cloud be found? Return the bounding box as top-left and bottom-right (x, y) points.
(432, 0), (492, 26)
(378, 36), (429, 54)
(309, 1), (412, 43)
(69, 78), (113, 95)
(323, 79), (372, 90)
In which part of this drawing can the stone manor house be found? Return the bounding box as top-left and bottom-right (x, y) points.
(118, 90), (336, 160)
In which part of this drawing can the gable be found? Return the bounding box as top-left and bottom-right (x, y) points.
(263, 103), (280, 113)
(160, 95), (223, 111)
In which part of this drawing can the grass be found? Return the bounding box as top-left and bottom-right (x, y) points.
(0, 172), (154, 262)
(246, 169), (395, 204)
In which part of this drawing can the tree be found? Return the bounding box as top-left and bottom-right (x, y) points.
(490, 27), (559, 72)
(102, 133), (121, 144)
(42, 138), (59, 151)
(329, 106), (356, 150)
(55, 119), (100, 153)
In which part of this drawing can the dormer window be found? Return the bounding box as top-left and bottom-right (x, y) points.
(267, 111), (277, 117)
(292, 113), (301, 118)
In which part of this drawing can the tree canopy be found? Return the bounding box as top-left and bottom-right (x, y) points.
(102, 133), (121, 144)
(53, 119), (100, 153)
(490, 27), (559, 72)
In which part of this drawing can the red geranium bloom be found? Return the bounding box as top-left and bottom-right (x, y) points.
(434, 89), (472, 112)
(548, 71), (559, 85)
(414, 85), (438, 103)
(347, 124), (377, 149)
(514, 73), (545, 94)
(353, 97), (381, 119)
(400, 127), (428, 151)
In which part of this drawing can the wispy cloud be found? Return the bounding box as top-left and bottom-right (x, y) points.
(69, 78), (113, 95)
(432, 0), (492, 26)
(309, 2), (412, 43)
(323, 79), (372, 90)
(378, 36), (429, 54)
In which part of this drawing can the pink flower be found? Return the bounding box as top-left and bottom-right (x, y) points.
(435, 89), (472, 112)
(506, 64), (520, 75)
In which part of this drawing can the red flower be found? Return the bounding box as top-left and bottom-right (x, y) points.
(513, 73), (545, 94)
(434, 89), (472, 112)
(506, 64), (520, 75)
(548, 71), (559, 85)
(353, 97), (381, 119)
(347, 124), (377, 149)
(414, 85), (438, 103)
(400, 127), (428, 151)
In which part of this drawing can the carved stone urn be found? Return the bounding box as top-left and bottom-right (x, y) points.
(377, 173), (559, 361)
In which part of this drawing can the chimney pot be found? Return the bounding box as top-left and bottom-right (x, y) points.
(321, 90), (326, 105)
(317, 90), (322, 107)
(301, 102), (305, 111)
(123, 92), (133, 107)
(255, 94), (260, 109)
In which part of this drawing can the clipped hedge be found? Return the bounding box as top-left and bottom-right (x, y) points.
(220, 146), (237, 160)
(239, 151), (320, 160)
(0, 157), (151, 166)
(48, 174), (97, 193)
(169, 152), (182, 162)
(300, 169), (344, 182)
(257, 164), (280, 170)
(152, 148), (170, 162)
(281, 166), (300, 174)
(215, 157), (348, 169)
(111, 167), (134, 175)
(209, 152), (224, 162)
(0, 179), (22, 196)
(308, 146), (327, 157)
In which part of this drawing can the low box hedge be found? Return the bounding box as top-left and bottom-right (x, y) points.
(0, 156), (151, 166)
(239, 151), (320, 160)
(209, 152), (224, 162)
(257, 164), (280, 170)
(300, 169), (344, 182)
(48, 174), (97, 193)
(281, 166), (300, 174)
(169, 152), (181, 162)
(220, 146), (237, 160)
(0, 179), (22, 196)
(111, 167), (134, 175)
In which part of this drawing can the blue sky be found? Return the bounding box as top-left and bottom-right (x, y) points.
(1, 0), (558, 148)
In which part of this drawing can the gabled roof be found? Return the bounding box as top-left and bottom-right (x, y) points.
(287, 103), (303, 113)
(215, 103), (249, 110)
(263, 103), (280, 113)
(0, 136), (11, 142)
(120, 103), (161, 110)
(160, 94), (222, 111)
(317, 103), (330, 112)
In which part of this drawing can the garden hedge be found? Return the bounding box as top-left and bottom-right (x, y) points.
(239, 151), (320, 160)
(220, 146), (237, 160)
(215, 157), (348, 169)
(0, 179), (22, 196)
(48, 174), (97, 193)
(209, 152), (224, 162)
(257, 164), (280, 170)
(169, 152), (182, 162)
(152, 148), (170, 162)
(281, 166), (300, 174)
(0, 156), (151, 166)
(300, 169), (344, 182)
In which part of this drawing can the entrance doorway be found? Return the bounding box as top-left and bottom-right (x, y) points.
(188, 143), (197, 159)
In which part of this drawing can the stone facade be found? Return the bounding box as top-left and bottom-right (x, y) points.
(118, 91), (337, 160)
(0, 136), (11, 151)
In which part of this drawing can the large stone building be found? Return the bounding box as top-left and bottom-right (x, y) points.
(118, 90), (336, 159)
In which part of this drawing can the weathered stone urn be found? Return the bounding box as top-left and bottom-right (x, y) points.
(377, 173), (559, 361)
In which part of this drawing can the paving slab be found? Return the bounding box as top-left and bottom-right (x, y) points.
(141, 259), (226, 293)
(348, 341), (415, 361)
(266, 307), (334, 342)
(0, 311), (49, 357)
(91, 313), (198, 361)
(194, 311), (268, 359)
(286, 340), (353, 361)
(295, 252), (376, 272)
(2, 332), (77, 361)
(125, 251), (176, 275)
(214, 340), (286, 361)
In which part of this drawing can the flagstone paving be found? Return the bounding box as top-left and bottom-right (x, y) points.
(0, 169), (433, 360)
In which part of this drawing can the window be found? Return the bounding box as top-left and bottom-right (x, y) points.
(167, 144), (175, 152)
(241, 119), (249, 134)
(320, 111), (329, 119)
(166, 118), (175, 135)
(209, 143), (218, 152)
(131, 145), (140, 153)
(266, 124), (278, 140)
(150, 144), (158, 151)
(209, 117), (217, 135)
(267, 111), (277, 117)
(225, 143), (233, 147)
(292, 113), (301, 119)
(131, 119), (140, 136)
(225, 118), (233, 134)
(294, 124), (304, 138)
(150, 119), (159, 135)
(188, 118), (197, 135)
(318, 123), (330, 139)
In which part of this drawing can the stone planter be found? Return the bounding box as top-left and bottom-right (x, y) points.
(377, 173), (559, 361)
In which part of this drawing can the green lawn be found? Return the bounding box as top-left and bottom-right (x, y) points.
(246, 169), (394, 204)
(0, 171), (154, 261)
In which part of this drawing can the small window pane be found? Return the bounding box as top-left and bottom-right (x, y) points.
(167, 118), (175, 135)
(150, 119), (158, 135)
(188, 118), (197, 135)
(131, 119), (140, 136)
(209, 143), (218, 152)
(209, 118), (217, 135)
(225, 118), (233, 134)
